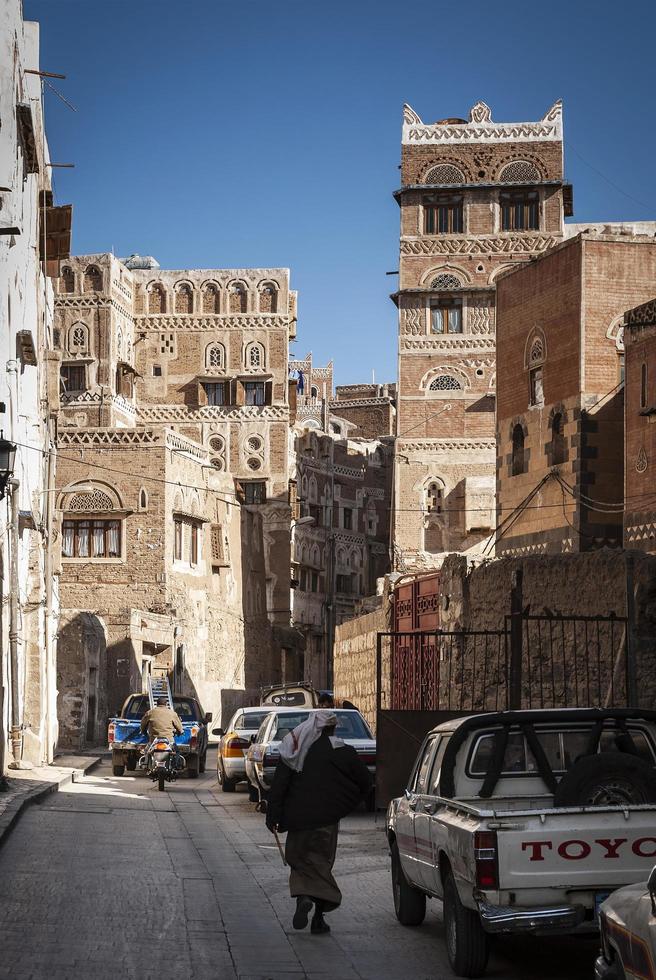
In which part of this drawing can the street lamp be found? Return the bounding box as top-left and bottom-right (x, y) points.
(0, 432), (17, 499)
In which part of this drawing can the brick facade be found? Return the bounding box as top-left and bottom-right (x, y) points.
(393, 100), (568, 569)
(495, 234), (656, 556)
(624, 297), (656, 551)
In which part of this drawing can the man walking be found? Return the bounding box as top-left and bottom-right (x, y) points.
(265, 710), (371, 935)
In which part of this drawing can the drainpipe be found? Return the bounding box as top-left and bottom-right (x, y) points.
(7, 477), (24, 767)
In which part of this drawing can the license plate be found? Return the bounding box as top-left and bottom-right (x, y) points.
(595, 891), (611, 919)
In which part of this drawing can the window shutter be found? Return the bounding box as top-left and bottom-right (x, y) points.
(210, 524), (228, 567)
(265, 380), (273, 405)
(235, 379), (245, 406)
(198, 381), (208, 407)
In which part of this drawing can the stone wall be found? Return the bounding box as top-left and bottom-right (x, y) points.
(334, 604), (389, 732)
(439, 549), (656, 710)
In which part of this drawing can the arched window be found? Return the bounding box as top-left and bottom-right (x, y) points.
(308, 476), (317, 503)
(551, 412), (566, 465)
(259, 282), (278, 314)
(426, 481), (443, 513)
(69, 322), (88, 353)
(138, 488), (148, 511)
(202, 282), (220, 313)
(245, 341), (265, 370)
(431, 273), (463, 290)
(424, 164), (466, 185)
(529, 337), (545, 365)
(148, 283), (166, 314)
(429, 375), (463, 392)
(311, 385), (319, 399)
(511, 424), (526, 476)
(175, 282), (193, 314)
(83, 265), (102, 292)
(62, 486), (122, 559)
(205, 342), (225, 371)
(229, 283), (248, 314)
(641, 363), (648, 409)
(499, 160), (541, 183)
(61, 266), (75, 294)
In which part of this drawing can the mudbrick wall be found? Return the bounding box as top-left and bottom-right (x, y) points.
(439, 549), (656, 710)
(333, 604), (389, 732)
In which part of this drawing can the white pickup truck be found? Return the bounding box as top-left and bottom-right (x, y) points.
(387, 708), (656, 978)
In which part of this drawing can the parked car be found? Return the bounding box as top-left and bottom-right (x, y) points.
(108, 693), (211, 778)
(245, 707), (376, 807)
(387, 708), (656, 978)
(213, 706), (272, 794)
(595, 866), (656, 979)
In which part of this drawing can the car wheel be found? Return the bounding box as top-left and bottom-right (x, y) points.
(247, 781), (259, 803)
(125, 752), (137, 772)
(443, 868), (489, 978)
(112, 763), (125, 777)
(390, 841), (426, 926)
(199, 752), (207, 774)
(366, 788), (376, 812)
(187, 756), (199, 779)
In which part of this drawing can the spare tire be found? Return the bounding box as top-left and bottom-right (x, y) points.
(554, 752), (656, 807)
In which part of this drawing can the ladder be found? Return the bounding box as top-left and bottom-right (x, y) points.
(147, 673), (173, 710)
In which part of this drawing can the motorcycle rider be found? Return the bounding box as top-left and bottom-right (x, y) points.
(140, 697), (184, 769)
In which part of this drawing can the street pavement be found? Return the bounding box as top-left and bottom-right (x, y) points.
(0, 755), (599, 980)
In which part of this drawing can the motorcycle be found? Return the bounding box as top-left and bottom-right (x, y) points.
(139, 736), (185, 791)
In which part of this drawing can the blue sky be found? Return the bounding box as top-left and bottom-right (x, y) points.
(26, 0), (656, 385)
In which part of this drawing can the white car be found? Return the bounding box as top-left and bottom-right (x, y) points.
(245, 707), (376, 807)
(596, 866), (656, 979)
(214, 706), (273, 794)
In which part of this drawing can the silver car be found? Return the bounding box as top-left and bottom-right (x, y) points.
(595, 865), (656, 979)
(245, 707), (376, 807)
(214, 706), (272, 794)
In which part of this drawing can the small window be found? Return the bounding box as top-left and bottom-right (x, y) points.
(336, 574), (352, 594)
(202, 382), (227, 406)
(153, 365), (162, 377)
(427, 482), (443, 513)
(60, 364), (86, 392)
(428, 735), (451, 795)
(139, 488), (148, 511)
(343, 508), (353, 530)
(210, 524), (227, 567)
(174, 518), (183, 561)
(511, 424), (525, 476)
(500, 189), (539, 231)
(529, 367), (544, 406)
(641, 362), (648, 409)
(430, 298), (462, 334)
(62, 519), (121, 558)
(310, 571), (319, 592)
(243, 481), (266, 505)
(429, 374), (463, 392)
(424, 194), (464, 235)
(244, 381), (266, 406)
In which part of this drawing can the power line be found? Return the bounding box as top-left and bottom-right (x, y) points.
(567, 141), (655, 212)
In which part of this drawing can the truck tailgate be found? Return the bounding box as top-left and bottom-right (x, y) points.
(497, 809), (656, 891)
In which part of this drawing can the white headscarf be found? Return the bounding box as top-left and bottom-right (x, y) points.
(278, 710), (343, 772)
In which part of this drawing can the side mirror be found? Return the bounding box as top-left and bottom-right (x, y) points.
(205, 712), (213, 724)
(648, 865), (656, 915)
(249, 734), (257, 744)
(212, 727), (224, 737)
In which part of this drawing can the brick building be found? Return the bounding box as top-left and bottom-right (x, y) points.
(392, 99), (571, 569)
(495, 232), (656, 556)
(289, 352), (334, 429)
(330, 383), (397, 439)
(54, 254), (300, 747)
(624, 297), (656, 552)
(291, 428), (393, 688)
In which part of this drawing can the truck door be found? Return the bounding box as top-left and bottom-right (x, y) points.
(412, 735), (443, 892)
(396, 735), (438, 889)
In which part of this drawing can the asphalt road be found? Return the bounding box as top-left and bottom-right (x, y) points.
(0, 755), (599, 980)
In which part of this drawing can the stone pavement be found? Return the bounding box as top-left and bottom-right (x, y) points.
(0, 752), (100, 845)
(0, 758), (598, 980)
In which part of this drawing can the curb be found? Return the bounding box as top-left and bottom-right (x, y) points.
(0, 755), (102, 850)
